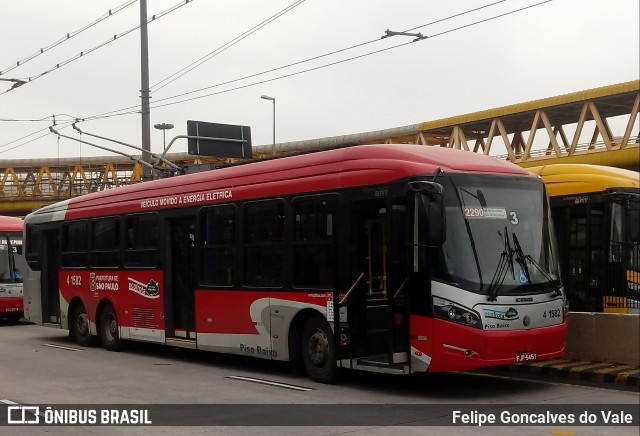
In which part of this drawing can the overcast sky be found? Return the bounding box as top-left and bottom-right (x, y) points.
(0, 0), (638, 161)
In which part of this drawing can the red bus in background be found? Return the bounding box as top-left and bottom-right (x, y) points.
(23, 144), (567, 382)
(0, 215), (24, 322)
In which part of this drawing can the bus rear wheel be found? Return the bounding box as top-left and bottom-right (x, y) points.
(301, 315), (336, 383)
(99, 303), (122, 351)
(72, 302), (95, 347)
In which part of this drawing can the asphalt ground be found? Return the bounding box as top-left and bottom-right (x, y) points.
(3, 317), (638, 391)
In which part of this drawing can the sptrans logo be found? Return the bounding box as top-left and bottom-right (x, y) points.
(483, 307), (519, 321)
(5, 405), (152, 425)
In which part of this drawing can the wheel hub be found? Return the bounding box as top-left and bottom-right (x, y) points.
(308, 330), (328, 366)
(77, 313), (89, 336)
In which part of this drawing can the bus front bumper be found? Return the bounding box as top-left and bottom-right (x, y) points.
(410, 316), (567, 372)
(0, 297), (24, 315)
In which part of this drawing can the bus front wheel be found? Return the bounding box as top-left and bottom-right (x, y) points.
(99, 303), (122, 351)
(5, 313), (21, 323)
(301, 315), (336, 383)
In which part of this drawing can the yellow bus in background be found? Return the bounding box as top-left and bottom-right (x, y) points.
(528, 164), (639, 313)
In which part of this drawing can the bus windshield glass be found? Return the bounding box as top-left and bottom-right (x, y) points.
(434, 174), (560, 296)
(0, 233), (24, 283)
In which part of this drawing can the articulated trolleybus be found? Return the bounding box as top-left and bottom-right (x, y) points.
(23, 144), (566, 382)
(1, 215), (25, 322)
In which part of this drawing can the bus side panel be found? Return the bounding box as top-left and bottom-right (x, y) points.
(195, 289), (331, 360)
(23, 271), (42, 324)
(410, 315), (566, 372)
(58, 270), (165, 340)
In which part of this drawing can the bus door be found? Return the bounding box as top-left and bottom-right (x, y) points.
(342, 195), (409, 367)
(552, 202), (604, 311)
(41, 230), (61, 325)
(164, 217), (196, 343)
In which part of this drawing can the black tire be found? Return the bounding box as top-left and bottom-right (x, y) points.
(71, 303), (95, 347)
(5, 312), (22, 323)
(301, 315), (336, 383)
(99, 303), (122, 351)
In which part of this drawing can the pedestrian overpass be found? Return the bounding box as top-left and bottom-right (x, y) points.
(1, 79), (638, 215)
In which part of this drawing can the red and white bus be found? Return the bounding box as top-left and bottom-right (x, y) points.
(23, 144), (567, 382)
(1, 215), (25, 323)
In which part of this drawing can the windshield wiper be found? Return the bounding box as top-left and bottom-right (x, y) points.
(512, 233), (561, 297)
(511, 232), (531, 285)
(451, 179), (484, 293)
(487, 227), (515, 301)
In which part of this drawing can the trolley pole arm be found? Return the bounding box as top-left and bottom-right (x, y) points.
(49, 126), (161, 173)
(72, 124), (181, 171)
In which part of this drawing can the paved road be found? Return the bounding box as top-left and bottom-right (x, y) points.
(1, 320), (638, 435)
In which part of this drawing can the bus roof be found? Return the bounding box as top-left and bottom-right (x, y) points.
(528, 164), (640, 197)
(0, 215), (23, 232)
(33, 144), (534, 220)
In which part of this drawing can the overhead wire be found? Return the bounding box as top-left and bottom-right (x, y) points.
(0, 0), (195, 96)
(0, 118), (56, 123)
(151, 0), (308, 93)
(0, 131), (57, 155)
(0, 119), (77, 154)
(75, 0), (511, 123)
(0, 0), (138, 77)
(148, 0), (553, 110)
(2, 0), (554, 154)
(0, 114), (77, 123)
(0, 114), (80, 152)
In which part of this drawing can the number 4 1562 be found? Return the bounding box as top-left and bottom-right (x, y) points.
(543, 309), (561, 318)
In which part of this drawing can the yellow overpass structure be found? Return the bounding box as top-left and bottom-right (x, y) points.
(1, 80), (638, 215)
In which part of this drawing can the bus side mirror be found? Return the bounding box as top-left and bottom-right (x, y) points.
(410, 181), (446, 247)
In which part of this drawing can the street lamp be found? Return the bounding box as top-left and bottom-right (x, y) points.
(261, 95), (276, 157)
(154, 123), (174, 152)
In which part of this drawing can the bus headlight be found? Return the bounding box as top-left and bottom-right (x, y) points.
(433, 297), (482, 329)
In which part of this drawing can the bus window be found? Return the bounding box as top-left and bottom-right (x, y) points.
(292, 196), (335, 289)
(200, 205), (236, 286)
(124, 214), (159, 268)
(25, 225), (41, 270)
(0, 236), (12, 282)
(61, 221), (88, 268)
(91, 217), (120, 268)
(243, 200), (285, 288)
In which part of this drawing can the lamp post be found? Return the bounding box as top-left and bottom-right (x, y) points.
(261, 95), (276, 157)
(154, 123), (174, 152)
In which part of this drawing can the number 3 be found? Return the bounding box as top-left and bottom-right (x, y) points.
(510, 211), (519, 225)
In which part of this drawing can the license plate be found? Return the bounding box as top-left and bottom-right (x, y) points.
(516, 352), (537, 362)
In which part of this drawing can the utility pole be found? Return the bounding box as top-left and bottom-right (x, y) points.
(140, 0), (152, 177)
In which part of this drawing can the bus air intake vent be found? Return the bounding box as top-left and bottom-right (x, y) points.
(132, 307), (156, 329)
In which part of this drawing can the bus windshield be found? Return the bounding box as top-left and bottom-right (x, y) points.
(0, 233), (24, 283)
(434, 174), (560, 296)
